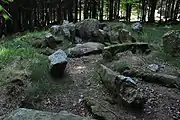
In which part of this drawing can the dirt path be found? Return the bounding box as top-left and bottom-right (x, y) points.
(0, 53), (180, 120)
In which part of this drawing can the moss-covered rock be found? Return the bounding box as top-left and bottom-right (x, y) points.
(163, 30), (180, 57)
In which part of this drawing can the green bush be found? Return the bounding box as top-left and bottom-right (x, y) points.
(113, 60), (130, 73)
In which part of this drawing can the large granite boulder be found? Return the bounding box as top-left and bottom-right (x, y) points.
(75, 19), (100, 42)
(45, 33), (57, 49)
(0, 108), (93, 120)
(50, 20), (75, 42)
(66, 42), (105, 57)
(118, 29), (136, 43)
(99, 23), (108, 30)
(61, 20), (76, 41)
(107, 30), (119, 42)
(163, 30), (180, 57)
(109, 22), (127, 32)
(48, 49), (68, 78)
(105, 29), (136, 43)
(50, 25), (61, 36)
(90, 29), (111, 44)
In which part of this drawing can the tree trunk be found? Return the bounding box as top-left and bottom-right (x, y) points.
(173, 0), (180, 20)
(92, 0), (97, 19)
(159, 0), (163, 22)
(117, 0), (121, 17)
(79, 0), (82, 21)
(148, 0), (158, 23)
(170, 0), (176, 20)
(142, 0), (147, 22)
(84, 0), (88, 19)
(126, 3), (132, 22)
(109, 0), (114, 21)
(99, 0), (104, 21)
(74, 0), (78, 22)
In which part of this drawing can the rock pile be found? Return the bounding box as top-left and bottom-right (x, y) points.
(49, 19), (137, 45)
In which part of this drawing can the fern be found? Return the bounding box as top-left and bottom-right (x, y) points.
(0, 0), (13, 20)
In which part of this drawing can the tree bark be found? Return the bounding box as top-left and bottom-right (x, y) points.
(99, 0), (104, 21)
(170, 0), (176, 20)
(148, 0), (158, 23)
(84, 0), (88, 19)
(109, 0), (114, 21)
(74, 0), (78, 22)
(79, 0), (82, 21)
(173, 0), (180, 20)
(92, 0), (97, 19)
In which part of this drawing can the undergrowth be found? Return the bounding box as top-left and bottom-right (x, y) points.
(0, 30), (69, 100)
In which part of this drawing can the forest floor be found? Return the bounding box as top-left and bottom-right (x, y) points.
(0, 23), (180, 120)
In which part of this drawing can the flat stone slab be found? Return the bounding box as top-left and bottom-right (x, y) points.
(66, 42), (105, 57)
(0, 108), (94, 120)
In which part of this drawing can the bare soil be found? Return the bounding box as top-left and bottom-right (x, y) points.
(0, 52), (180, 120)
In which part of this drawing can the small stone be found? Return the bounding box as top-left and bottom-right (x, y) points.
(78, 99), (83, 103)
(73, 101), (77, 106)
(132, 22), (143, 32)
(87, 82), (91, 86)
(147, 111), (151, 115)
(148, 64), (160, 72)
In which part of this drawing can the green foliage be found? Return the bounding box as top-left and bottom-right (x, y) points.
(151, 51), (180, 68)
(129, 24), (180, 45)
(0, 0), (14, 20)
(0, 30), (47, 67)
(113, 60), (130, 73)
(121, 0), (140, 12)
(102, 50), (113, 61)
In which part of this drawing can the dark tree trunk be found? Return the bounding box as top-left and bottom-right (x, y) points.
(148, 0), (158, 23)
(92, 0), (97, 18)
(173, 0), (180, 20)
(117, 0), (121, 17)
(159, 0), (163, 22)
(99, 0), (104, 21)
(67, 1), (73, 22)
(79, 0), (82, 21)
(126, 3), (132, 22)
(142, 0), (147, 22)
(113, 0), (117, 19)
(170, 0), (176, 20)
(57, 0), (62, 24)
(84, 0), (88, 19)
(89, 0), (92, 18)
(74, 0), (78, 22)
(109, 0), (114, 21)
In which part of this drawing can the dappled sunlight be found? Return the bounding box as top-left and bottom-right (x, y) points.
(75, 66), (86, 70)
(71, 65), (86, 74)
(0, 48), (10, 56)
